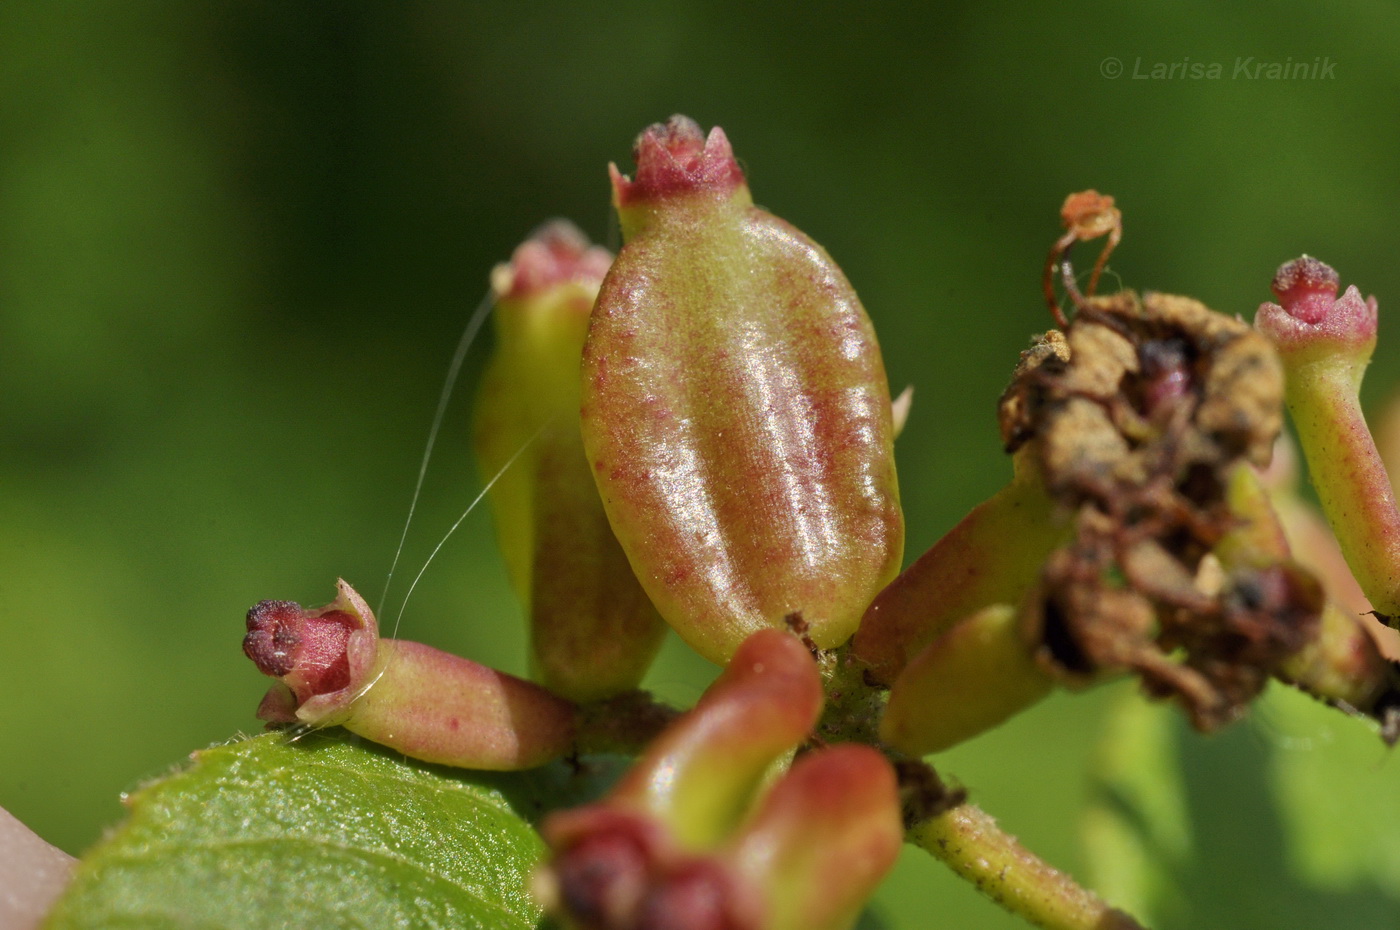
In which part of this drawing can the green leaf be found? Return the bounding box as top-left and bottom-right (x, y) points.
(45, 730), (625, 930)
(1083, 685), (1400, 929)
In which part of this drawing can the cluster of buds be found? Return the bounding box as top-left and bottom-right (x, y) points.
(242, 117), (1400, 930)
(537, 630), (902, 930)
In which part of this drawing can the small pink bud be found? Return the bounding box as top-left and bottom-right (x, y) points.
(541, 720), (897, 930)
(477, 220), (666, 703)
(243, 581), (578, 768)
(491, 219), (614, 301)
(609, 629), (824, 848)
(728, 745), (903, 930)
(243, 579), (378, 726)
(1255, 258), (1400, 622)
(538, 629), (828, 929)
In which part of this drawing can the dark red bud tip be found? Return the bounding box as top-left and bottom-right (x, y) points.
(495, 219), (613, 301)
(543, 806), (673, 929)
(611, 115), (747, 207)
(634, 863), (754, 930)
(243, 600), (303, 677)
(1271, 255), (1341, 324)
(553, 831), (652, 929)
(242, 599), (356, 700)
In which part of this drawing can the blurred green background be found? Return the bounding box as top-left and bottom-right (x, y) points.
(3, 3), (1399, 927)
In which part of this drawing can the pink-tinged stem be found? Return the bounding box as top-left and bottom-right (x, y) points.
(345, 640), (578, 770)
(1256, 257), (1400, 622)
(1282, 363), (1400, 619)
(909, 804), (1145, 930)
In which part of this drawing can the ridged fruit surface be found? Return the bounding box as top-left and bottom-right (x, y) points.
(581, 117), (903, 664)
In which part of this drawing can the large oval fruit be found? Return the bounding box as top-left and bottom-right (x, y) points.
(581, 116), (903, 664)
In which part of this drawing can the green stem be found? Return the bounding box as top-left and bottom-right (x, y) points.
(1285, 362), (1400, 619)
(909, 803), (1147, 930)
(853, 450), (1070, 684)
(880, 604), (1056, 756)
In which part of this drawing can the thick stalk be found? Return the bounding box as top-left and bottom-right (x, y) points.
(880, 603), (1056, 756)
(909, 804), (1146, 930)
(853, 450), (1068, 684)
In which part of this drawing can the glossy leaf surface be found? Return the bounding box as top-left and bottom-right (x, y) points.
(46, 731), (625, 930)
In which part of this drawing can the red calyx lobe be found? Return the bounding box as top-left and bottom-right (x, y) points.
(545, 808), (756, 930)
(243, 599), (355, 700)
(611, 115), (747, 208)
(1271, 256), (1341, 324)
(499, 219), (613, 301)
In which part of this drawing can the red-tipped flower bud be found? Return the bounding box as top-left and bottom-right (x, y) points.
(610, 629), (824, 849)
(540, 633), (898, 930)
(609, 116), (747, 216)
(583, 117), (904, 665)
(727, 745), (903, 930)
(1255, 257), (1400, 622)
(491, 219), (614, 301)
(1256, 255), (1378, 361)
(243, 579), (379, 727)
(243, 581), (578, 769)
(476, 220), (667, 702)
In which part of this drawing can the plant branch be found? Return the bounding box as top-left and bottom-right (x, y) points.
(908, 802), (1147, 930)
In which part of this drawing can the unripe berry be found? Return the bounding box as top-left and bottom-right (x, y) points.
(582, 116), (903, 664)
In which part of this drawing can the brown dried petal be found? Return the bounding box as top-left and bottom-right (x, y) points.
(1003, 280), (1301, 732)
(1060, 321), (1138, 398)
(998, 330), (1069, 452)
(1038, 397), (1140, 496)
